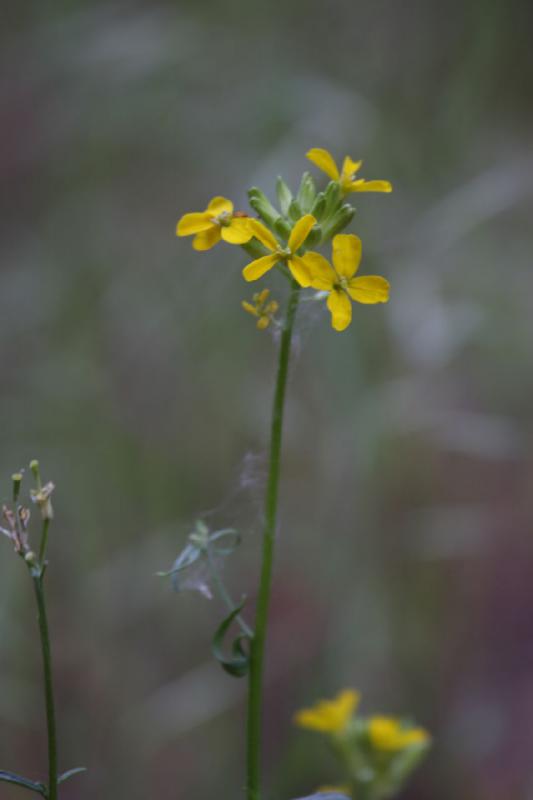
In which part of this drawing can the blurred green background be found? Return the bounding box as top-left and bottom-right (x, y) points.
(1, 1), (533, 798)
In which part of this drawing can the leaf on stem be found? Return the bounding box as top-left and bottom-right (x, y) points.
(212, 600), (251, 678)
(57, 766), (87, 785)
(0, 771), (47, 796)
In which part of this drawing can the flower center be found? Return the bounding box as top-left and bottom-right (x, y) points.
(213, 210), (232, 227)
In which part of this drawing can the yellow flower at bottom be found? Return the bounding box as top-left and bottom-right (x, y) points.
(316, 785), (351, 797)
(306, 148), (392, 195)
(368, 716), (430, 751)
(305, 234), (389, 332)
(294, 689), (360, 733)
(241, 288), (279, 330)
(176, 196), (252, 251)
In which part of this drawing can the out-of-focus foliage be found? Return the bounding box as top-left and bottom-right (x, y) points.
(1, 1), (533, 799)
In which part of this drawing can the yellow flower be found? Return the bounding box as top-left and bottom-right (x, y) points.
(241, 288), (279, 330)
(306, 148), (392, 195)
(176, 196), (252, 251)
(294, 689), (360, 733)
(242, 215), (317, 286)
(368, 716), (430, 751)
(316, 786), (351, 796)
(305, 234), (389, 332)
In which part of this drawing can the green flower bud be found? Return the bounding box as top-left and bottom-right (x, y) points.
(273, 217), (292, 241)
(275, 177), (293, 217)
(248, 188), (280, 227)
(310, 192), (326, 222)
(323, 181), (343, 218)
(11, 472), (23, 503)
(296, 172), (317, 213)
(288, 198), (302, 222)
(321, 204), (355, 242)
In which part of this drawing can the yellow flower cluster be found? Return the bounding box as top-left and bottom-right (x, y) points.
(176, 148), (392, 332)
(241, 289), (279, 330)
(294, 689), (430, 800)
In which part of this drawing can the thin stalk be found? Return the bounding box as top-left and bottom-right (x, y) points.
(246, 280), (300, 800)
(39, 518), (50, 566)
(206, 545), (253, 638)
(32, 573), (58, 800)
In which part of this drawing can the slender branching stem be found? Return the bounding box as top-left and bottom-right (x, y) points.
(31, 518), (58, 800)
(246, 280), (300, 800)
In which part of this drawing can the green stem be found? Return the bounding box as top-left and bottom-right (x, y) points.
(39, 518), (50, 566)
(32, 574), (58, 800)
(246, 280), (300, 800)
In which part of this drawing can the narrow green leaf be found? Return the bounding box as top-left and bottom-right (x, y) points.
(58, 767), (87, 785)
(212, 601), (251, 678)
(0, 771), (47, 796)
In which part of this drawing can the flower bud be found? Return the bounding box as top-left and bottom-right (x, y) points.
(276, 177), (293, 217)
(296, 172), (317, 213)
(248, 188), (281, 228)
(323, 181), (343, 218)
(288, 198), (302, 222)
(310, 192), (326, 222)
(11, 472), (23, 503)
(321, 204), (355, 241)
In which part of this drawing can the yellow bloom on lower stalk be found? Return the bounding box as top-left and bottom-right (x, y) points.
(368, 716), (430, 751)
(242, 215), (317, 286)
(294, 689), (360, 733)
(176, 196), (252, 251)
(242, 288), (279, 330)
(305, 234), (389, 332)
(306, 148), (392, 195)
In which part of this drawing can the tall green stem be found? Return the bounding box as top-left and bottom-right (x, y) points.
(246, 280), (300, 800)
(32, 573), (58, 800)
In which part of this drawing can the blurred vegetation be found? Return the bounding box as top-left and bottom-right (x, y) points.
(1, 1), (533, 798)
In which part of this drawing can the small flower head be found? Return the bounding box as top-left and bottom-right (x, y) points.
(306, 234), (389, 331)
(1, 503), (31, 555)
(242, 215), (318, 286)
(294, 689), (360, 733)
(176, 196), (252, 251)
(241, 289), (279, 330)
(30, 481), (55, 521)
(307, 148), (392, 195)
(368, 716), (430, 751)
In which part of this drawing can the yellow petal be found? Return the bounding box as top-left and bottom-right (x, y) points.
(192, 227), (222, 251)
(206, 196), (234, 215)
(327, 289), (352, 332)
(221, 218), (252, 244)
(306, 148), (340, 181)
(294, 689), (359, 732)
(348, 276), (390, 304)
(242, 253), (279, 282)
(242, 301), (258, 317)
(301, 252), (335, 290)
(248, 219), (279, 252)
(347, 179), (392, 193)
(288, 214), (316, 252)
(176, 212), (213, 236)
(341, 155), (362, 180)
(287, 256), (312, 287)
(332, 234), (362, 279)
